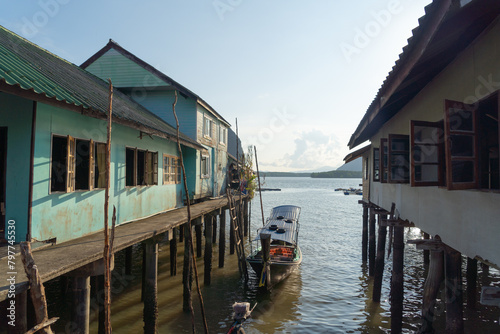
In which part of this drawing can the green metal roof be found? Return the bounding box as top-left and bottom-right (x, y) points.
(0, 25), (202, 150)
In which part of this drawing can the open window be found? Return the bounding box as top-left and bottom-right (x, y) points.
(125, 147), (158, 186)
(444, 100), (478, 190)
(411, 121), (445, 186)
(380, 138), (388, 183)
(94, 142), (106, 188)
(388, 134), (409, 183)
(477, 93), (499, 190)
(373, 148), (380, 182)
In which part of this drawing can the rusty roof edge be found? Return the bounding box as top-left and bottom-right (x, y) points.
(348, 0), (453, 149)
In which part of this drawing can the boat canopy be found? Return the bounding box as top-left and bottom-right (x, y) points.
(254, 205), (301, 246)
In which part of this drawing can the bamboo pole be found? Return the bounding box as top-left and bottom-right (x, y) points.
(103, 79), (113, 334)
(254, 146), (265, 227)
(172, 90), (208, 334)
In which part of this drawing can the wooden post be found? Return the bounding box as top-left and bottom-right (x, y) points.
(179, 223), (184, 243)
(170, 227), (178, 276)
(445, 247), (464, 334)
(212, 215), (217, 244)
(368, 208), (376, 276)
(141, 242), (146, 302)
(195, 218), (203, 258)
(71, 276), (91, 334)
(204, 215), (213, 286)
(97, 275), (105, 334)
(219, 210), (226, 268)
(423, 232), (430, 265)
(466, 257), (477, 310)
(125, 246), (133, 276)
(143, 239), (158, 334)
(230, 209), (235, 255)
(260, 233), (272, 289)
(182, 223), (193, 313)
(391, 225), (404, 334)
(362, 204), (368, 263)
(8, 290), (28, 334)
(372, 214), (387, 302)
(20, 242), (54, 334)
(243, 199), (249, 237)
(420, 247), (444, 333)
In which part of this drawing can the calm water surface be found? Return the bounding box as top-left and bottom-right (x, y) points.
(46, 177), (500, 333)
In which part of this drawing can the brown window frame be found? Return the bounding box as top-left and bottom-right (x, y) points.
(380, 138), (388, 183)
(126, 147), (158, 187)
(388, 134), (410, 183)
(444, 99), (478, 190)
(411, 120), (445, 187)
(373, 147), (380, 182)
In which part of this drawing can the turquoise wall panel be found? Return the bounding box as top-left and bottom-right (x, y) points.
(0, 94), (33, 241)
(31, 103), (184, 243)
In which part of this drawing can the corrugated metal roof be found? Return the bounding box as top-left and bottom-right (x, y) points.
(348, 0), (500, 149)
(0, 25), (203, 150)
(254, 205), (301, 245)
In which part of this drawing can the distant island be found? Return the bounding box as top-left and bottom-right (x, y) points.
(261, 170), (362, 178)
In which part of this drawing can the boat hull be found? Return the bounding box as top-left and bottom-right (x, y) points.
(247, 246), (302, 287)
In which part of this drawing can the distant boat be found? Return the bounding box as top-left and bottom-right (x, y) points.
(338, 187), (362, 195)
(247, 205), (302, 288)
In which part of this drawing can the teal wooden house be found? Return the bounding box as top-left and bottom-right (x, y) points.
(0, 25), (203, 244)
(81, 41), (231, 201)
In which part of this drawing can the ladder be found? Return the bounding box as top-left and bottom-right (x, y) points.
(227, 189), (248, 281)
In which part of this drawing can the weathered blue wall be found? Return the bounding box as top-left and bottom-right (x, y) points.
(0, 94), (32, 242)
(31, 103), (185, 243)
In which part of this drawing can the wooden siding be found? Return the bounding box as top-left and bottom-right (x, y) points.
(84, 48), (167, 89)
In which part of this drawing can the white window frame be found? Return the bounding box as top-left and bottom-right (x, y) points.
(203, 117), (212, 138)
(201, 153), (210, 179)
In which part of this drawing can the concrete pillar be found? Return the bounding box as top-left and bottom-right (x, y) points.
(71, 276), (91, 334)
(219, 210), (226, 268)
(143, 240), (158, 334)
(204, 215), (213, 286)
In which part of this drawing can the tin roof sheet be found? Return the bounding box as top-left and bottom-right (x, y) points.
(254, 205), (301, 245)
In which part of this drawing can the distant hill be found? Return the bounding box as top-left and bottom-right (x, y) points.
(336, 159), (362, 172)
(261, 172), (311, 177)
(311, 170), (362, 178)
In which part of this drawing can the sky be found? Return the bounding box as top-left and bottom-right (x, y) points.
(1, 0), (431, 172)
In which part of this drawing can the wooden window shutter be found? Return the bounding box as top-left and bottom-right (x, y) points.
(153, 152), (158, 185)
(388, 134), (410, 183)
(411, 121), (444, 187)
(89, 139), (94, 190)
(66, 135), (76, 192)
(380, 138), (388, 183)
(444, 99), (478, 190)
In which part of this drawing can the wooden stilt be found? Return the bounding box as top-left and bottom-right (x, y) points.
(480, 262), (489, 276)
(368, 208), (376, 276)
(420, 247), (444, 333)
(195, 219), (202, 258)
(230, 208), (235, 255)
(445, 247), (464, 334)
(372, 214), (387, 302)
(212, 215), (217, 244)
(97, 275), (105, 334)
(170, 227), (178, 276)
(466, 257), (477, 310)
(182, 223), (193, 313)
(125, 246), (133, 276)
(391, 225), (404, 334)
(204, 215), (213, 286)
(362, 204), (368, 263)
(141, 242), (146, 302)
(71, 276), (91, 334)
(7, 290), (28, 334)
(179, 223), (184, 243)
(423, 232), (430, 265)
(143, 240), (158, 334)
(219, 210), (226, 268)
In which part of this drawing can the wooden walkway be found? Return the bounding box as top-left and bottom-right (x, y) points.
(0, 196), (233, 302)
